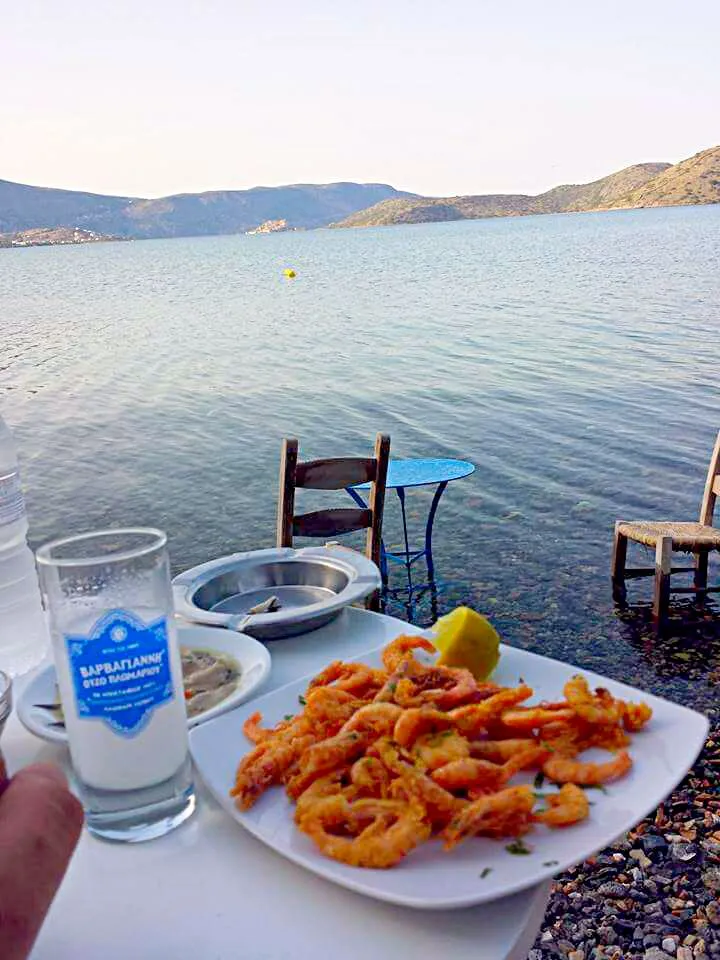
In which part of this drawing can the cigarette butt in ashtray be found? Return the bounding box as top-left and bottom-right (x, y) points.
(247, 596), (281, 615)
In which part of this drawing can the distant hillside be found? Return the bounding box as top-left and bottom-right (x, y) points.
(336, 194), (538, 227)
(533, 163), (670, 213)
(606, 146), (720, 209)
(334, 162), (674, 228)
(3, 145), (718, 240)
(0, 227), (129, 248)
(0, 180), (412, 239)
(0, 226), (125, 249)
(0, 180), (132, 234)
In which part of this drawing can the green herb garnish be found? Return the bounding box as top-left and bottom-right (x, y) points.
(542, 860), (559, 867)
(298, 695), (307, 706)
(533, 771), (546, 789)
(388, 682), (397, 693)
(480, 867), (492, 879)
(583, 784), (608, 793)
(505, 839), (533, 856)
(283, 714), (294, 722)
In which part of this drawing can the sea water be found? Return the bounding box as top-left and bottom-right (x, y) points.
(5, 203), (720, 699)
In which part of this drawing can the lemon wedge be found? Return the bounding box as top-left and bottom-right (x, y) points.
(429, 606), (500, 680)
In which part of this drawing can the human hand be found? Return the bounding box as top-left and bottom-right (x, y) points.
(0, 764), (83, 960)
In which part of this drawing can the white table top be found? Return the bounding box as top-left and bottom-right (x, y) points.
(4, 608), (549, 960)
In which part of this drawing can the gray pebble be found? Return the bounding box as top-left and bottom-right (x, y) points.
(598, 882), (628, 898)
(662, 940), (677, 955)
(643, 949), (674, 960)
(706, 900), (720, 924)
(528, 951), (544, 960)
(670, 843), (698, 862)
(597, 925), (617, 944)
(641, 836), (669, 855)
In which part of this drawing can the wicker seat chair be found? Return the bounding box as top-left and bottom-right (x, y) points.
(611, 431), (720, 626)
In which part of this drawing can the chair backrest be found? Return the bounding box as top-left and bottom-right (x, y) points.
(699, 430), (720, 526)
(276, 433), (391, 570)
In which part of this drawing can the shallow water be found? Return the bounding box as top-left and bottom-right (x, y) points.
(2, 204), (719, 710)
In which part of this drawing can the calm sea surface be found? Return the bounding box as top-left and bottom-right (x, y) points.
(2, 204), (719, 708)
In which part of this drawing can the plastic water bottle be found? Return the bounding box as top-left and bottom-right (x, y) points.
(0, 415), (49, 676)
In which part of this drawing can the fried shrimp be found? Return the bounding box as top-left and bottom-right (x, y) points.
(534, 783), (590, 827)
(286, 731), (369, 800)
(564, 675), (623, 725)
(350, 756), (391, 798)
(296, 794), (431, 869)
(449, 685), (533, 735)
(501, 707), (577, 731)
(441, 785), (536, 850)
(543, 749), (632, 785)
(382, 635), (436, 672)
(374, 738), (461, 827)
(431, 758), (507, 793)
(470, 739), (544, 763)
(393, 666), (479, 710)
(339, 703), (403, 739)
(232, 632), (650, 868)
(393, 706), (454, 748)
(232, 735), (314, 809)
(621, 700), (652, 732)
(412, 732), (470, 771)
(243, 710), (286, 744)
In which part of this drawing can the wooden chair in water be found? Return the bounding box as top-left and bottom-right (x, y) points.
(276, 433), (391, 611)
(611, 430), (720, 628)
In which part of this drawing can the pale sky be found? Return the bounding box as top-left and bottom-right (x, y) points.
(2, 0), (718, 199)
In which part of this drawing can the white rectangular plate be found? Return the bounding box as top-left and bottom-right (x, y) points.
(190, 643), (708, 910)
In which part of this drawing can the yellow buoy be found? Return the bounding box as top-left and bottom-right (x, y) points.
(283, 268), (296, 278)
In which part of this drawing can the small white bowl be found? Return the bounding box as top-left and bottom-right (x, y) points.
(17, 623), (271, 745)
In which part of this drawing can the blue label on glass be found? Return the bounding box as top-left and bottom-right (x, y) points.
(65, 609), (175, 738)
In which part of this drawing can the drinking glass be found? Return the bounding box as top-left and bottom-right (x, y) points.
(0, 669), (11, 784)
(36, 528), (195, 842)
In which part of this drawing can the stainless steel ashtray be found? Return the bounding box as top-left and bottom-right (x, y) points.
(172, 546), (381, 640)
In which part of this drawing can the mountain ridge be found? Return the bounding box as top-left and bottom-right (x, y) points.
(333, 162), (675, 228)
(333, 148), (720, 228)
(0, 180), (413, 238)
(2, 145), (718, 240)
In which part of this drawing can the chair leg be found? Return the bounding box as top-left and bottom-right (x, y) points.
(694, 549), (709, 598)
(366, 589), (381, 613)
(611, 522), (628, 603)
(652, 536), (672, 631)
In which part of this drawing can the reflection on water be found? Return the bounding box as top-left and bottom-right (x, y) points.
(2, 204), (719, 711)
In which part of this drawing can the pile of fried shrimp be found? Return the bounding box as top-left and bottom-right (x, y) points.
(231, 635), (652, 869)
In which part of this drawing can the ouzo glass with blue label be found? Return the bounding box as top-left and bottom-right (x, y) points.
(36, 528), (195, 842)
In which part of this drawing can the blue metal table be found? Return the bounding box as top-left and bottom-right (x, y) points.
(347, 458), (475, 595)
